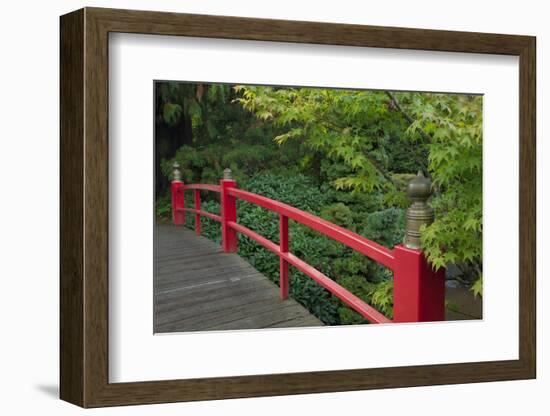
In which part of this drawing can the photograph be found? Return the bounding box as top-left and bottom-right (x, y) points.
(153, 81), (483, 333)
(52, 4), (537, 410)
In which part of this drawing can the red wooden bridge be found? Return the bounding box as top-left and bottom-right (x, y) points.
(153, 166), (446, 333)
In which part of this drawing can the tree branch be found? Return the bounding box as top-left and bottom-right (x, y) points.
(386, 91), (434, 144)
(385, 91), (431, 176)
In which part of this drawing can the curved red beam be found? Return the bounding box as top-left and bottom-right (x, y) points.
(228, 188), (396, 269)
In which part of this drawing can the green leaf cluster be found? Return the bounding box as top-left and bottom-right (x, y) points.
(399, 93), (483, 290)
(236, 86), (483, 295)
(155, 81), (484, 326)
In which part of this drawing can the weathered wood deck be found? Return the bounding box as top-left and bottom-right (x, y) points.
(154, 224), (323, 332)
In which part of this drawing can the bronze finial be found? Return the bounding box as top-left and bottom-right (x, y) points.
(223, 168), (233, 180)
(172, 161), (181, 182)
(404, 171), (434, 249)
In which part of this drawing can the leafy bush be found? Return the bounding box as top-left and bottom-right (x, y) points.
(337, 278), (393, 324)
(360, 207), (405, 248)
(320, 203), (354, 228)
(155, 193), (172, 220)
(244, 173), (329, 212)
(237, 86), (483, 295)
(221, 144), (277, 174)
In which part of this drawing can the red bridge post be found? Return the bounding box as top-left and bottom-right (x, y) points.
(194, 189), (201, 235)
(171, 162), (185, 225)
(279, 215), (289, 299)
(220, 168), (237, 253)
(393, 172), (445, 323)
(393, 246), (445, 322)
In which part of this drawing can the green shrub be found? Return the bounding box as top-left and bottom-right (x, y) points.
(155, 193), (172, 220)
(360, 207), (405, 248)
(337, 278), (393, 324)
(320, 203), (354, 228)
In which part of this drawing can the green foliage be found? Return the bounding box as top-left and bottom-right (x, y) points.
(337, 278), (393, 324)
(235, 86), (425, 193)
(155, 193), (172, 220)
(222, 144), (276, 174)
(162, 103), (183, 125)
(445, 299), (461, 314)
(382, 173), (415, 208)
(470, 276), (483, 299)
(398, 93), (483, 295)
(244, 173), (329, 212)
(401, 94), (482, 187)
(320, 203), (354, 228)
(360, 207), (406, 249)
(156, 81), (484, 326)
(370, 280), (393, 314)
(237, 86), (483, 296)
(157, 82), (240, 142)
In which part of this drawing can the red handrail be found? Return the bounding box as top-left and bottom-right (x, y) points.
(171, 176), (445, 324)
(182, 208), (222, 223)
(228, 188), (396, 269)
(183, 184), (221, 193)
(173, 185), (223, 231)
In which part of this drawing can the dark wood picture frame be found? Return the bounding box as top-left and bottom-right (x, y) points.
(60, 7), (536, 408)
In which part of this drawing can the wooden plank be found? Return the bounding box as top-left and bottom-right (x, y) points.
(202, 303), (322, 331)
(267, 316), (325, 328)
(154, 224), (322, 332)
(155, 278), (274, 312)
(157, 297), (299, 332)
(155, 291), (280, 328)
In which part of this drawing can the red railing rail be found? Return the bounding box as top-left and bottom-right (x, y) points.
(170, 165), (445, 324)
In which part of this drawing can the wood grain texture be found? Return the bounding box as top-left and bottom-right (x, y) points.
(518, 38), (537, 375)
(59, 7), (536, 408)
(59, 8), (84, 406)
(153, 225), (322, 332)
(89, 7), (532, 54)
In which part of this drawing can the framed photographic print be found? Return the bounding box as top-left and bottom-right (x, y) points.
(60, 7), (536, 408)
